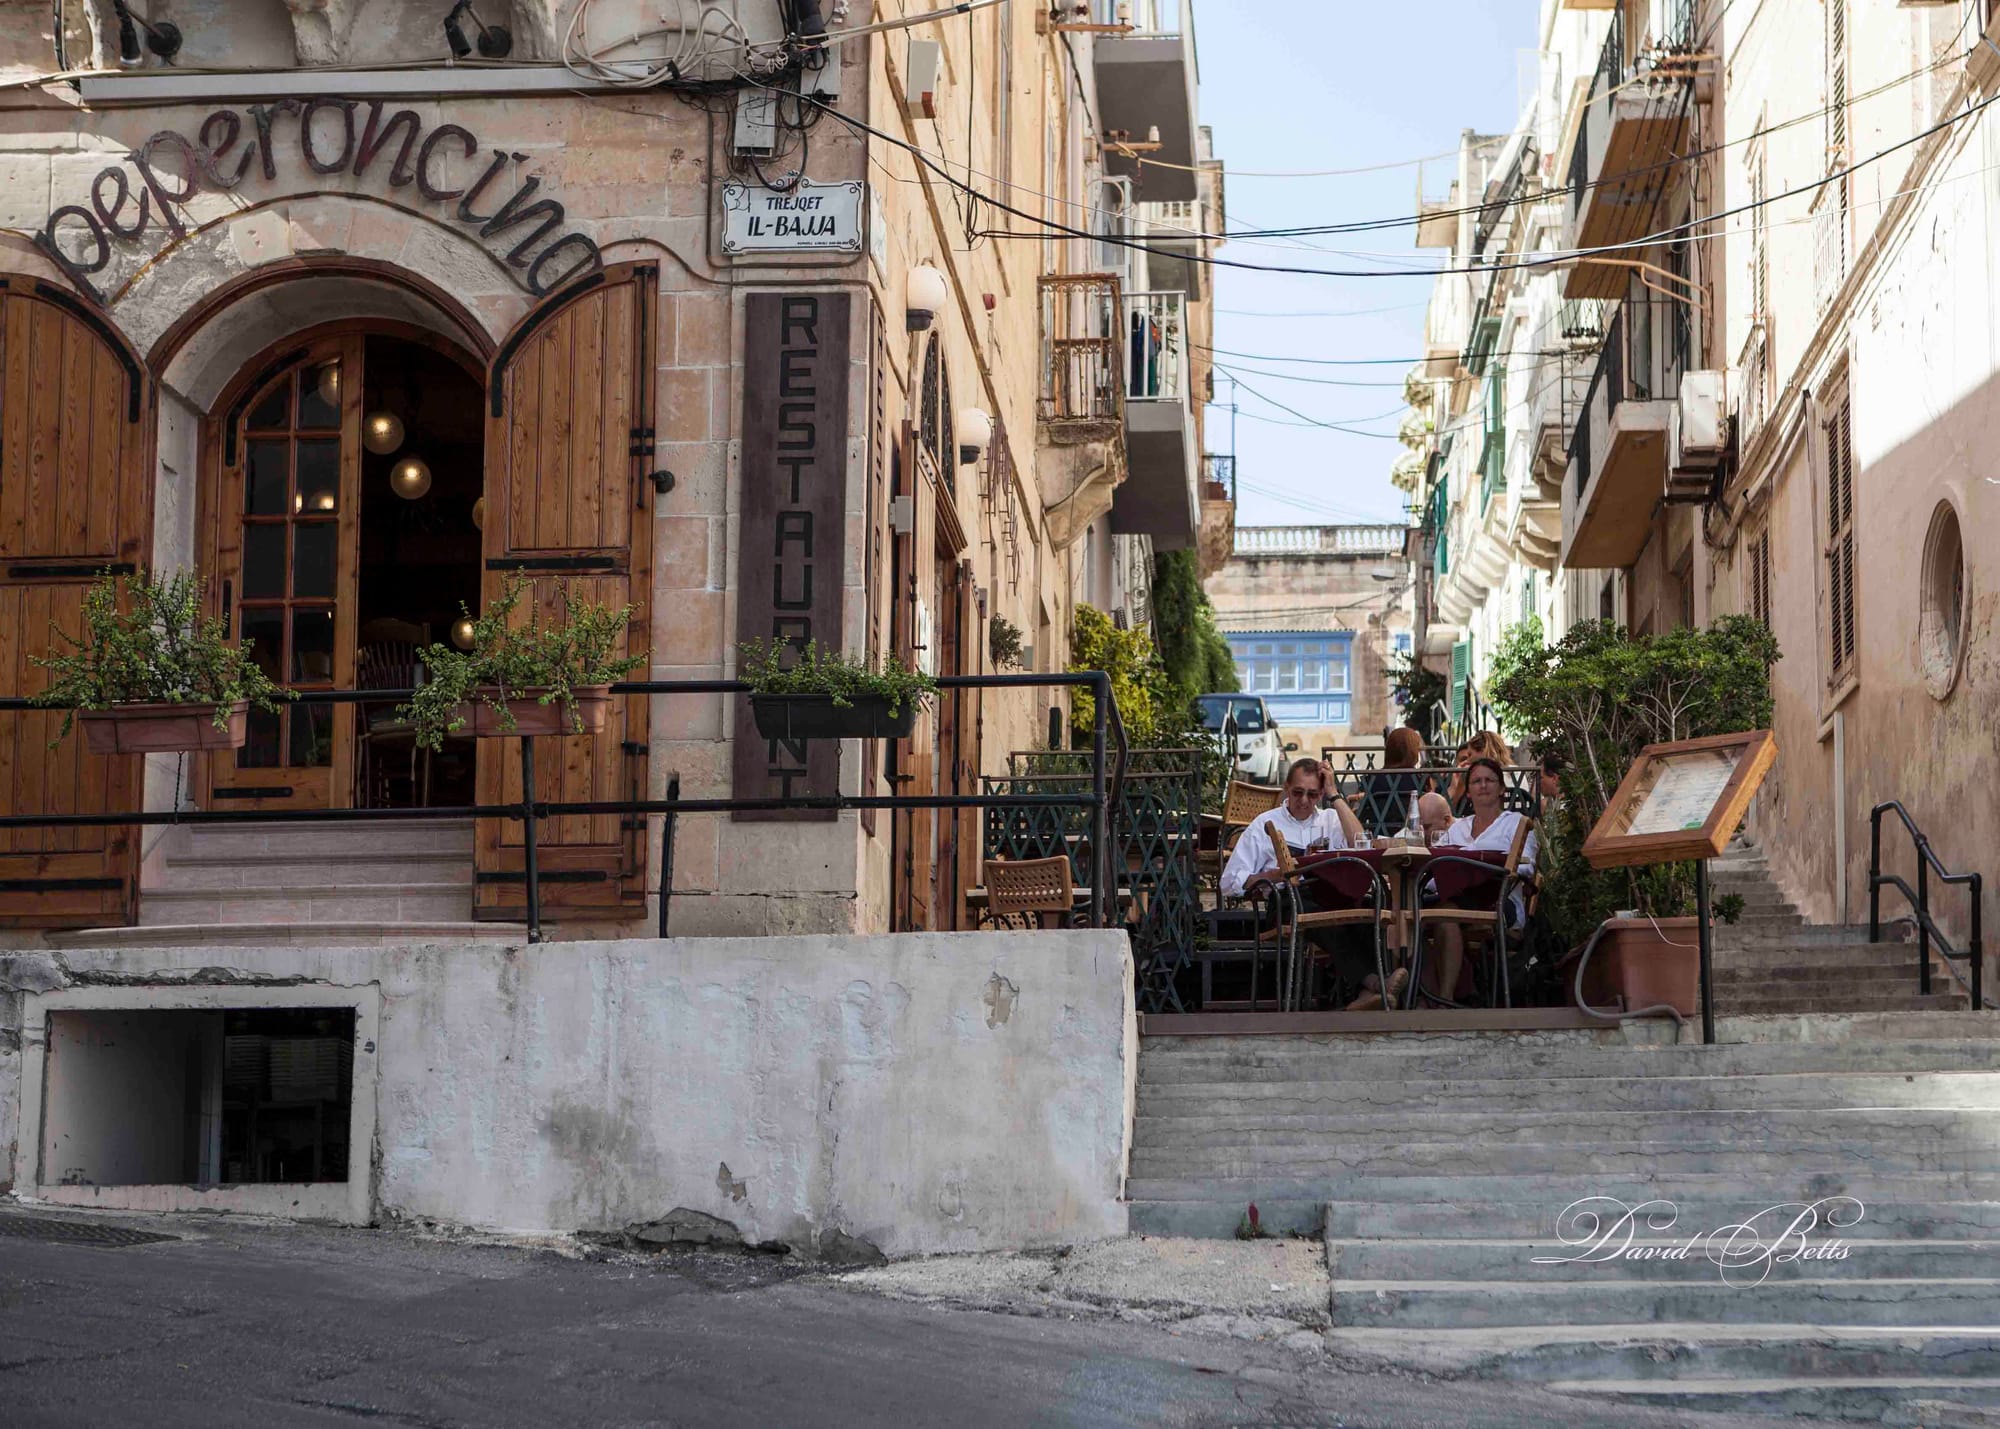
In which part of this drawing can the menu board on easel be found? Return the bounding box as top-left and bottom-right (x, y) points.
(1582, 730), (1778, 870)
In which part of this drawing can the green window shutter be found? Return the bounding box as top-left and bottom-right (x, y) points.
(1449, 640), (1470, 723)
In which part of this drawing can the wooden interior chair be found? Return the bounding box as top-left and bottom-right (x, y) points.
(1256, 822), (1392, 1011)
(1410, 817), (1541, 1009)
(984, 856), (1078, 930)
(355, 641), (429, 808)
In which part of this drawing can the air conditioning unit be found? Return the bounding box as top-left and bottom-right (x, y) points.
(904, 39), (941, 118)
(1666, 370), (1727, 503)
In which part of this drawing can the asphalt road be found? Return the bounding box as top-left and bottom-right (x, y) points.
(0, 1210), (1792, 1428)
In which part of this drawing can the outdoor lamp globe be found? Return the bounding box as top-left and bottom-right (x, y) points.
(906, 264), (948, 331)
(956, 406), (992, 465)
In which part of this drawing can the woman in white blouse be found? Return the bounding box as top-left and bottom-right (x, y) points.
(1427, 757), (1539, 1003)
(1219, 758), (1365, 900)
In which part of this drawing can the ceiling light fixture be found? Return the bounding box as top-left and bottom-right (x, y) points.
(362, 411), (405, 455)
(389, 456), (433, 500)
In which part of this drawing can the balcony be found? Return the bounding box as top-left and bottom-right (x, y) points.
(1563, 5), (1695, 301)
(1562, 300), (1685, 569)
(1138, 199), (1209, 298)
(1111, 290), (1199, 549)
(1037, 273), (1127, 547)
(1091, 0), (1200, 203)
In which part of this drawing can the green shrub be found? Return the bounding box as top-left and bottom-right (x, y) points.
(32, 568), (282, 738)
(738, 636), (937, 716)
(400, 577), (646, 750)
(1490, 616), (1780, 948)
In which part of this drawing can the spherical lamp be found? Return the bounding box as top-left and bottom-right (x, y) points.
(450, 617), (478, 651)
(471, 496), (486, 531)
(310, 489), (337, 512)
(389, 456), (433, 500)
(906, 264), (948, 332)
(956, 406), (992, 465)
(362, 411), (405, 455)
(315, 362), (342, 405)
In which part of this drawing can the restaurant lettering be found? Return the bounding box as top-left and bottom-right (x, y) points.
(732, 290), (852, 817)
(38, 99), (602, 302)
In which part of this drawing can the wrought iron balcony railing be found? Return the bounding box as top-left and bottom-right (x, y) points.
(1038, 273), (1125, 430)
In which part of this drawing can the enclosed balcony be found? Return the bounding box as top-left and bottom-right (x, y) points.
(1562, 298), (1686, 569)
(1038, 273), (1126, 441)
(1092, 0), (1200, 203)
(1110, 291), (1199, 549)
(1562, 3), (1696, 301)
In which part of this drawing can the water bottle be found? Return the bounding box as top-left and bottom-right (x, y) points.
(1396, 792), (1423, 846)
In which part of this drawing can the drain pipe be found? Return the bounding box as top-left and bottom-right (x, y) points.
(1833, 711), (1848, 925)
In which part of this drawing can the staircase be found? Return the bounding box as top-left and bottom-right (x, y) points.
(46, 819), (518, 946)
(1131, 1024), (2000, 1420)
(1709, 844), (1967, 1014)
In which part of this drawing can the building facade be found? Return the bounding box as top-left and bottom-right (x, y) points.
(1203, 524), (1414, 754)
(0, 0), (1224, 941)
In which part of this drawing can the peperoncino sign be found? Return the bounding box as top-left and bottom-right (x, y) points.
(38, 99), (602, 303)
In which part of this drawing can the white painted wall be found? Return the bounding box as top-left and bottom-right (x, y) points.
(2, 932), (1136, 1257)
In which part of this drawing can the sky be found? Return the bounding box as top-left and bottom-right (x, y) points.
(1194, 1), (1540, 527)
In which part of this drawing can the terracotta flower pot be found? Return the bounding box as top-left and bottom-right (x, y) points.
(1578, 915), (1702, 1017)
(454, 687), (612, 738)
(80, 699), (250, 755)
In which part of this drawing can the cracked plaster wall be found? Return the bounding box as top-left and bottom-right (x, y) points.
(0, 933), (1136, 1256)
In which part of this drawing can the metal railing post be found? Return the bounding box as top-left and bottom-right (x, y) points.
(1868, 805), (1882, 943)
(1091, 672), (1109, 930)
(1696, 858), (1716, 1045)
(1972, 876), (1985, 1011)
(1918, 854), (1932, 995)
(657, 773), (679, 939)
(520, 734), (541, 944)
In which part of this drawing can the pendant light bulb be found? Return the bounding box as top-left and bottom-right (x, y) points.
(362, 411), (405, 454)
(450, 617), (478, 651)
(390, 456), (433, 500)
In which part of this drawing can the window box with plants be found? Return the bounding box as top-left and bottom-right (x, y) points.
(399, 578), (646, 749)
(740, 639), (937, 741)
(33, 569), (282, 755)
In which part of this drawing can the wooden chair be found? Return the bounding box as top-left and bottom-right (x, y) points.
(984, 856), (1079, 930)
(1256, 822), (1393, 1012)
(1199, 780), (1285, 894)
(356, 641), (429, 807)
(1409, 817), (1541, 1009)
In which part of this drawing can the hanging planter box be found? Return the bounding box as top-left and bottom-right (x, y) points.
(80, 699), (249, 755)
(750, 693), (917, 742)
(1578, 915), (1701, 1017)
(454, 687), (612, 738)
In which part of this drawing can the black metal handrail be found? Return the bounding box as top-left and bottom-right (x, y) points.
(0, 673), (1130, 946)
(1869, 800), (1987, 1010)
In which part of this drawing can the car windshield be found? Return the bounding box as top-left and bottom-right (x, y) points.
(1196, 696), (1263, 733)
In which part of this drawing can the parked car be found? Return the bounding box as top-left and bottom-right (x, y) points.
(1195, 694), (1295, 786)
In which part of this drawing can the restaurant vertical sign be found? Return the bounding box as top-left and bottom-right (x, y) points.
(733, 290), (851, 819)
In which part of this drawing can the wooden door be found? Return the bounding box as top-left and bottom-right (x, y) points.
(0, 280), (153, 927)
(932, 552), (962, 929)
(890, 430), (939, 932)
(200, 336), (363, 811)
(950, 562), (983, 928)
(473, 265), (654, 919)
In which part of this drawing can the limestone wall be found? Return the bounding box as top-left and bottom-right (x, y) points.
(0, 932), (1135, 1257)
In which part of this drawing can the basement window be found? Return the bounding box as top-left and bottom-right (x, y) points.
(1919, 501), (1964, 700)
(41, 1007), (356, 1188)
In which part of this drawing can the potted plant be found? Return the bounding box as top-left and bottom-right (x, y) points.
(399, 577), (646, 749)
(1490, 616), (1780, 1014)
(32, 568), (282, 754)
(740, 638), (937, 741)
(989, 613), (1027, 671)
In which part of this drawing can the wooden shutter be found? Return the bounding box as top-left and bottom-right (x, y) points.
(1749, 528), (1772, 630)
(0, 280), (151, 927)
(1448, 639), (1470, 725)
(474, 264), (655, 918)
(1824, 397), (1856, 686)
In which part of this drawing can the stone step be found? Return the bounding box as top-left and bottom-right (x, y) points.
(43, 921), (528, 948)
(1712, 923), (1915, 950)
(1139, 1037), (2000, 1083)
(1130, 1137), (2000, 1179)
(159, 819), (477, 861)
(1324, 1198), (2000, 1241)
(1712, 959), (1947, 984)
(1125, 1170), (2000, 1207)
(1135, 1107), (2000, 1147)
(138, 884), (473, 925)
(1329, 1275), (2000, 1329)
(154, 852), (474, 891)
(1325, 1238), (1992, 1285)
(1711, 1010), (2000, 1041)
(1323, 1324), (2000, 1386)
(1542, 1376), (2000, 1422)
(1126, 1198), (1327, 1239)
(1138, 1069), (2000, 1115)
(1887, 1399), (2000, 1429)
(1720, 993), (1968, 1016)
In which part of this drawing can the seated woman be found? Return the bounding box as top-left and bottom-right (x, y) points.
(1446, 730), (1514, 812)
(1423, 756), (1540, 1004)
(1358, 725), (1426, 837)
(1220, 759), (1401, 1009)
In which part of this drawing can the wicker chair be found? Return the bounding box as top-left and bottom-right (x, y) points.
(1257, 822), (1394, 1011)
(1199, 780), (1285, 892)
(984, 856), (1079, 930)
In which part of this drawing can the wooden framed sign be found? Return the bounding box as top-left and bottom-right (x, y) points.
(1582, 730), (1778, 870)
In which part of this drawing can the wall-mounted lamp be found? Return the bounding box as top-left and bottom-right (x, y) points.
(906, 264), (947, 332)
(444, 0), (512, 59)
(111, 0), (181, 66)
(956, 406), (992, 466)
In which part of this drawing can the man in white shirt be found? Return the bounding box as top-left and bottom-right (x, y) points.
(1220, 758), (1365, 900)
